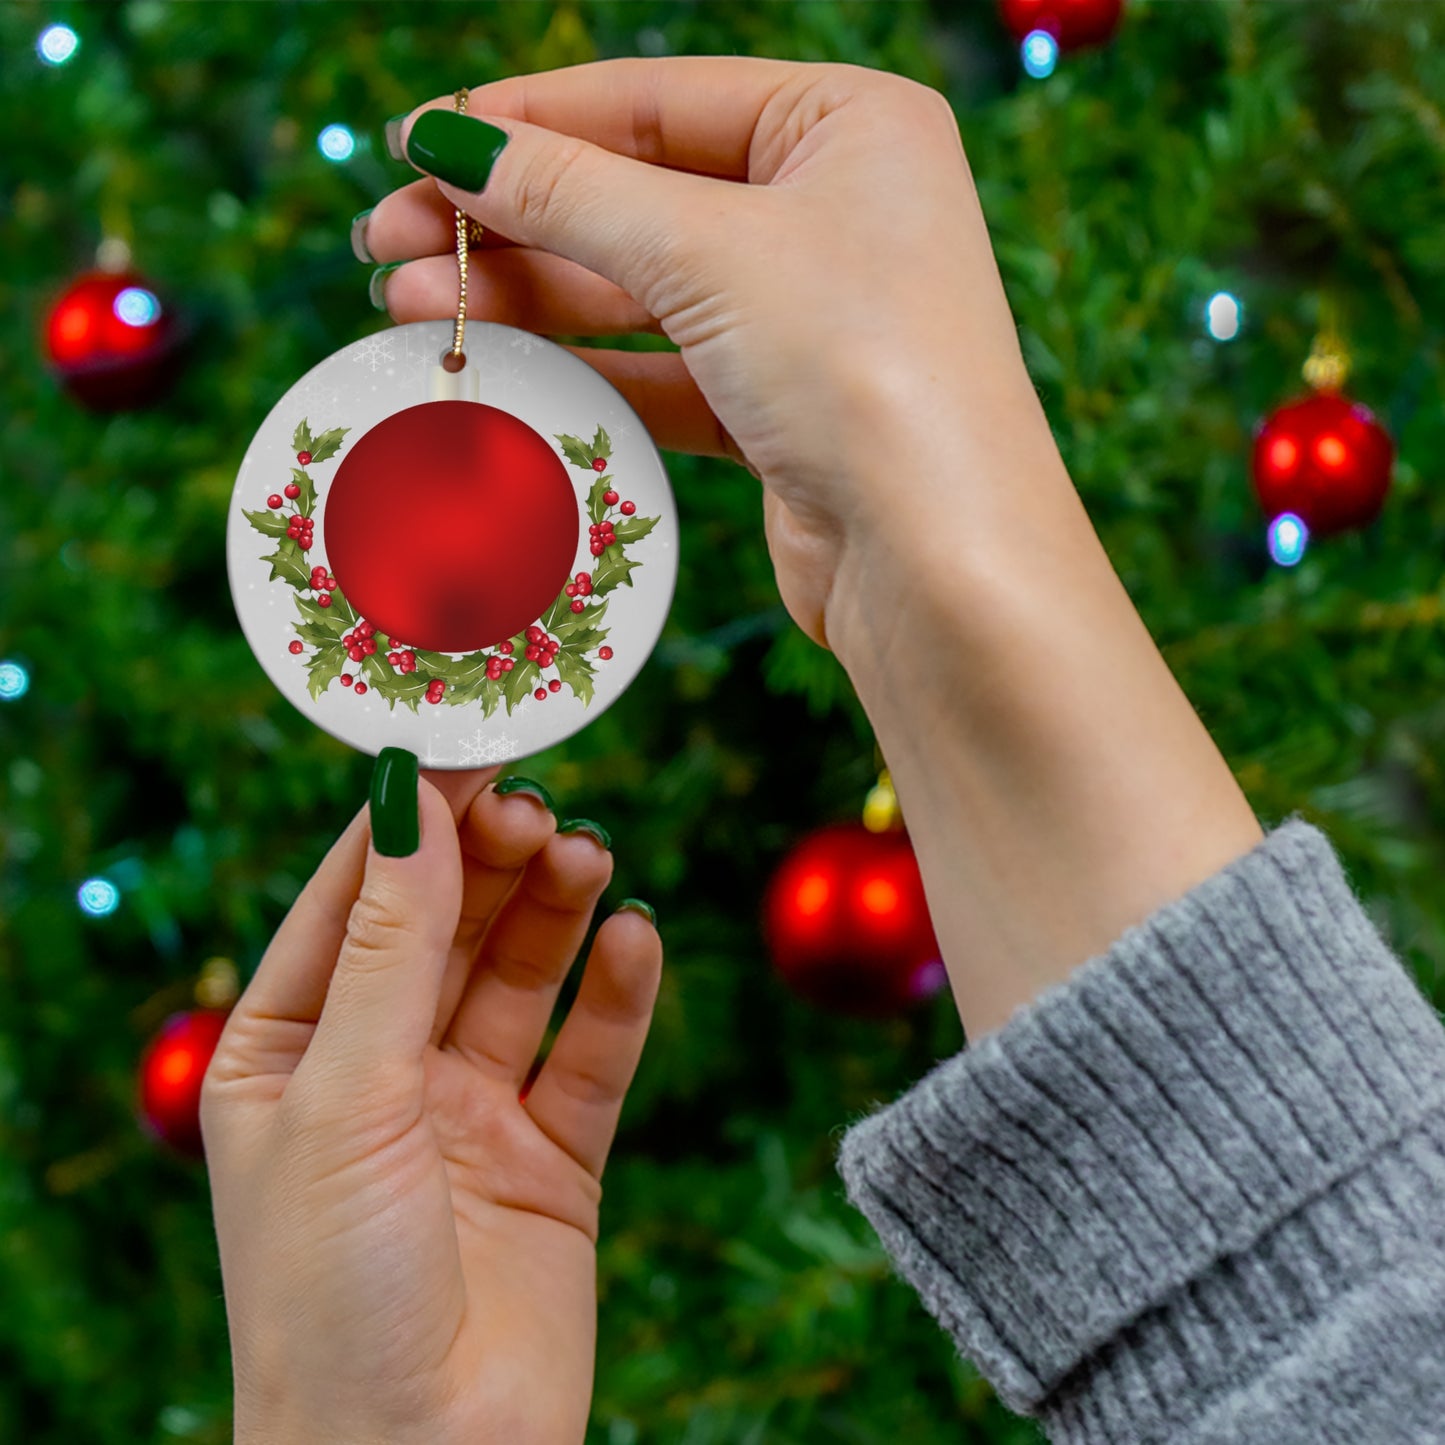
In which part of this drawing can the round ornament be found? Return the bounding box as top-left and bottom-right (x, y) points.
(44, 269), (182, 410)
(762, 822), (946, 1018)
(137, 1008), (230, 1157)
(1251, 391), (1394, 537)
(227, 319), (678, 768)
(998, 0), (1124, 49)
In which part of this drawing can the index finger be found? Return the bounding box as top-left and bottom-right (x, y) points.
(402, 54), (810, 182)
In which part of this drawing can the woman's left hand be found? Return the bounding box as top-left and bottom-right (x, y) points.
(201, 761), (662, 1445)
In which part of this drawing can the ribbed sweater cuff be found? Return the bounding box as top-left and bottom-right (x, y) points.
(835, 819), (1445, 1429)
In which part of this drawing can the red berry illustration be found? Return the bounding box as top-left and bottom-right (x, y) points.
(359, 621), (376, 638)
(570, 599), (585, 613)
(574, 572), (589, 586)
(340, 673), (353, 686)
(361, 638), (376, 655)
(299, 538), (312, 550)
(318, 594), (332, 607)
(355, 682), (368, 695)
(324, 576), (337, 590)
(525, 645), (539, 661)
(267, 494), (283, 509)
(387, 651), (400, 665)
(297, 450), (313, 466)
(534, 687), (548, 700)
(590, 541), (605, 556)
(499, 639), (513, 654)
(620, 500), (636, 515)
(603, 489), (619, 506)
(526, 625), (543, 642)
(548, 679), (562, 693)
(501, 658), (515, 671)
(288, 640), (304, 655)
(402, 650), (416, 666)
(284, 483), (301, 500)
(347, 645), (364, 662)
(565, 583), (578, 597)
(591, 457), (608, 472)
(598, 646), (613, 660)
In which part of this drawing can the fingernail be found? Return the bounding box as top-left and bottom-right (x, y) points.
(558, 818), (612, 850)
(617, 898), (656, 926)
(493, 775), (555, 813)
(405, 109), (510, 193)
(369, 261), (404, 311)
(384, 113), (409, 162)
(370, 747), (420, 857)
(350, 208), (375, 264)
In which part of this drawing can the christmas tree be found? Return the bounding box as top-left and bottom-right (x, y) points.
(2, 3), (1443, 1442)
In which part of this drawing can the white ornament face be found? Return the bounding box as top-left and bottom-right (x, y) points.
(227, 320), (678, 768)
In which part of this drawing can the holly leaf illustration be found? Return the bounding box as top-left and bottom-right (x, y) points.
(262, 545), (312, 589)
(290, 468), (316, 517)
(592, 547), (642, 595)
(551, 597), (609, 642)
(327, 589), (357, 626)
(590, 424), (611, 462)
(378, 670), (433, 713)
(305, 642), (346, 700)
(245, 507), (290, 539)
(293, 419), (315, 455)
(502, 657), (541, 714)
(553, 647), (597, 706)
(307, 426), (349, 466)
(554, 432), (594, 470)
(558, 623), (609, 655)
(611, 513), (658, 545)
(586, 473), (612, 525)
(295, 594), (345, 632)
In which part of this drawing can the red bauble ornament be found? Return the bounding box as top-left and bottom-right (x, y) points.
(137, 1008), (230, 1157)
(323, 401), (580, 654)
(998, 0), (1124, 49)
(763, 822), (946, 1017)
(44, 270), (182, 410)
(1251, 392), (1394, 537)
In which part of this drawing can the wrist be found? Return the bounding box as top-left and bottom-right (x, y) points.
(825, 408), (1262, 1038)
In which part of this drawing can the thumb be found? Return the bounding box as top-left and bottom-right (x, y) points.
(303, 749), (462, 1088)
(397, 105), (740, 315)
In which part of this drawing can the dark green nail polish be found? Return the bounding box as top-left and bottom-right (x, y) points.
(558, 818), (612, 850)
(494, 775), (555, 813)
(370, 747), (419, 857)
(617, 898), (656, 926)
(405, 110), (510, 193)
(384, 113), (408, 162)
(350, 208), (375, 264)
(368, 261), (404, 311)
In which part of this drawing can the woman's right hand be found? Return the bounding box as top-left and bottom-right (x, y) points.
(360, 56), (1062, 659)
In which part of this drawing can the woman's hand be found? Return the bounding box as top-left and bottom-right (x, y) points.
(202, 761), (661, 1445)
(362, 55), (1042, 657)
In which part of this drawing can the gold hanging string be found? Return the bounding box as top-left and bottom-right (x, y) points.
(444, 87), (481, 371)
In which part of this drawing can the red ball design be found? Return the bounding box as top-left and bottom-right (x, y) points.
(998, 0), (1124, 48)
(1251, 392), (1394, 537)
(762, 822), (946, 1017)
(44, 270), (182, 410)
(324, 402), (581, 653)
(137, 1008), (230, 1156)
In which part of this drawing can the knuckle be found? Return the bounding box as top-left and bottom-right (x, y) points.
(513, 135), (590, 232)
(340, 892), (413, 969)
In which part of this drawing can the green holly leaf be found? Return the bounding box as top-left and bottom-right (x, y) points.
(307, 427), (349, 466)
(262, 545), (312, 589)
(293, 419), (315, 455)
(554, 432), (594, 470)
(328, 589), (356, 626)
(290, 468), (316, 517)
(380, 671), (433, 713)
(559, 623), (609, 655)
(295, 594), (346, 632)
(590, 424), (611, 463)
(502, 657), (540, 713)
(592, 547), (642, 595)
(553, 647), (596, 706)
(245, 507), (290, 539)
(551, 596), (609, 641)
(305, 642), (346, 700)
(611, 513), (658, 545)
(586, 473), (612, 525)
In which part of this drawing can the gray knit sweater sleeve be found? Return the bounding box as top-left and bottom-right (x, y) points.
(834, 820), (1445, 1443)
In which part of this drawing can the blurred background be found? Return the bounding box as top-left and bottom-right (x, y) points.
(2, 1), (1444, 1441)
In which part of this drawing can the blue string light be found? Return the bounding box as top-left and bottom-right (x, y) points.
(78, 878), (121, 917)
(318, 124), (356, 162)
(114, 287), (162, 328)
(0, 660), (29, 700)
(1205, 291), (1243, 342)
(1021, 30), (1059, 79)
(37, 24), (79, 66)
(1267, 512), (1309, 567)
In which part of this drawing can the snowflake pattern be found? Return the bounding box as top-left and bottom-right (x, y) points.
(355, 333), (397, 372)
(458, 729), (518, 766)
(508, 331), (546, 355)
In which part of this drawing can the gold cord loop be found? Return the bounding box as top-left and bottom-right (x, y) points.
(446, 87), (480, 367)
